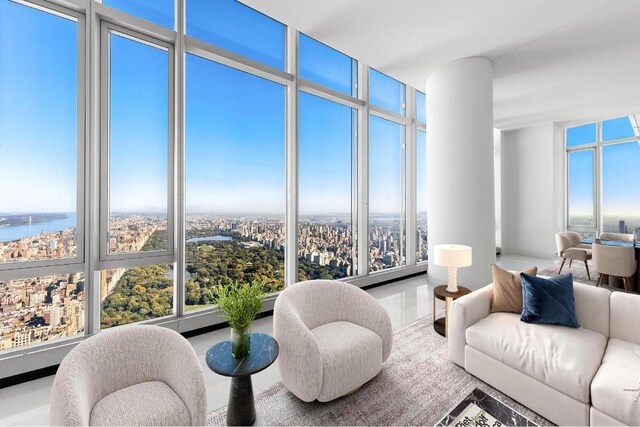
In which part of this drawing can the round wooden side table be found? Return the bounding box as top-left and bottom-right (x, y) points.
(433, 285), (471, 338)
(206, 333), (279, 426)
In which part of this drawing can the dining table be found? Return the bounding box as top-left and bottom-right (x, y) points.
(581, 238), (640, 292)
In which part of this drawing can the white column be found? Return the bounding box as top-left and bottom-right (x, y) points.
(426, 57), (496, 288)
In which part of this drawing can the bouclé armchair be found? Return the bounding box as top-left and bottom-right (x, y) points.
(274, 280), (392, 402)
(50, 325), (206, 426)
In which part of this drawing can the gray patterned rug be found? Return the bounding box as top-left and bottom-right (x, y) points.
(207, 315), (551, 426)
(539, 259), (596, 285)
(539, 260), (633, 294)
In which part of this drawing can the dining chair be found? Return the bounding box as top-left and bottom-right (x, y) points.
(599, 232), (635, 243)
(592, 243), (636, 292)
(555, 231), (592, 280)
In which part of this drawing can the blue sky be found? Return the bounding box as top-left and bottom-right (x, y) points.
(185, 54), (285, 215)
(109, 33), (168, 214)
(369, 116), (404, 215)
(568, 117), (640, 217)
(299, 92), (353, 215)
(0, 0), (77, 214)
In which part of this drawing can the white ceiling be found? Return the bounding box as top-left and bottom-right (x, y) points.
(240, 0), (640, 130)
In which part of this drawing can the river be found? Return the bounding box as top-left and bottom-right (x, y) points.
(0, 213), (77, 242)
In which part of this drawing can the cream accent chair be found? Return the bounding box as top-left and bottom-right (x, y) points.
(599, 232), (635, 242)
(50, 325), (206, 426)
(273, 280), (392, 402)
(593, 243), (637, 292)
(555, 231), (592, 280)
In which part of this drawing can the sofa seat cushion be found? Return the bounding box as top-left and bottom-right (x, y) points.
(591, 338), (640, 426)
(311, 321), (382, 402)
(90, 380), (191, 426)
(466, 312), (607, 403)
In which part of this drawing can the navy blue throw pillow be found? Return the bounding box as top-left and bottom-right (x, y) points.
(520, 273), (580, 328)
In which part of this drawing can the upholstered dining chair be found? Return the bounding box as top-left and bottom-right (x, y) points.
(599, 232), (635, 242)
(555, 231), (592, 280)
(593, 243), (637, 292)
(273, 279), (392, 403)
(50, 325), (206, 426)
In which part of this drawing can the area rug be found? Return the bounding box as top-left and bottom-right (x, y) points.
(207, 315), (551, 426)
(539, 260), (596, 285)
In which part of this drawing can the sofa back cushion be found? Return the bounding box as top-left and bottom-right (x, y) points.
(610, 291), (640, 344)
(573, 281), (611, 337)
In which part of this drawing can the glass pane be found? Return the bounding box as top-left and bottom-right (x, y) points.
(0, 1), (78, 264)
(108, 33), (169, 254)
(185, 54), (285, 311)
(602, 141), (640, 234)
(417, 91), (426, 124)
(567, 150), (595, 227)
(369, 68), (405, 115)
(566, 123), (596, 148)
(602, 116), (637, 141)
(103, 0), (174, 29)
(299, 33), (355, 96)
(369, 115), (405, 272)
(298, 92), (355, 280)
(0, 272), (85, 351)
(187, 0), (285, 70)
(417, 130), (428, 262)
(101, 264), (173, 328)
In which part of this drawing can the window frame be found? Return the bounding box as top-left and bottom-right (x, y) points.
(0, 0), (88, 359)
(565, 117), (639, 236)
(296, 91), (359, 280)
(99, 21), (176, 264)
(566, 146), (598, 236)
(0, 0), (86, 274)
(0, 0), (430, 373)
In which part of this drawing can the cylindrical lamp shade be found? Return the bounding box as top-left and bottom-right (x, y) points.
(434, 244), (472, 268)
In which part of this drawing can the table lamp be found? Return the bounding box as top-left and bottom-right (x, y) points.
(434, 244), (472, 293)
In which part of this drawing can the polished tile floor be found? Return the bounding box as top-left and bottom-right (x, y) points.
(0, 255), (555, 426)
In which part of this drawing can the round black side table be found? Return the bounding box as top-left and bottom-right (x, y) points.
(433, 285), (471, 337)
(206, 333), (279, 426)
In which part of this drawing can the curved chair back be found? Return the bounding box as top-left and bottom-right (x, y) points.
(555, 231), (582, 255)
(50, 324), (206, 426)
(593, 244), (637, 278)
(599, 232), (635, 242)
(275, 279), (393, 359)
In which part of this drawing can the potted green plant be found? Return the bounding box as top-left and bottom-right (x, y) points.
(210, 280), (269, 359)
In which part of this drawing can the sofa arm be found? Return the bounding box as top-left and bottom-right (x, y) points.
(448, 284), (493, 367)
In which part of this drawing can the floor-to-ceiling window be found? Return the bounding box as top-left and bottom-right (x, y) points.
(298, 93), (356, 280)
(565, 116), (640, 237)
(99, 23), (175, 329)
(416, 91), (427, 262)
(298, 34), (357, 281)
(0, 0), (428, 370)
(0, 0), (85, 349)
(368, 70), (407, 272)
(185, 56), (286, 308)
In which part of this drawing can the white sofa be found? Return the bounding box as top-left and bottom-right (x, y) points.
(449, 281), (640, 426)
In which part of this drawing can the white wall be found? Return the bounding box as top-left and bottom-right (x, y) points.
(501, 123), (564, 258)
(494, 128), (502, 249)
